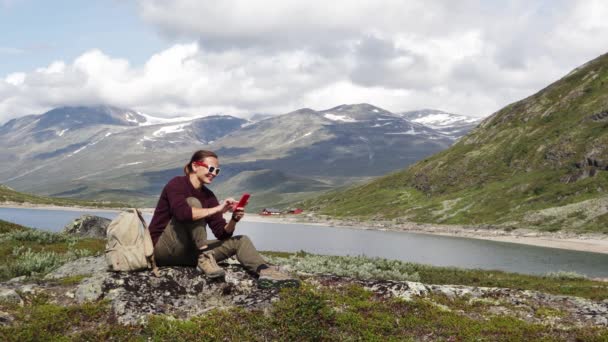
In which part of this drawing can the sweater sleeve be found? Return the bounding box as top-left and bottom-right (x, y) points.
(165, 178), (194, 221)
(206, 193), (232, 240)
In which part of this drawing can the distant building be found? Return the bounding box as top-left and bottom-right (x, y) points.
(260, 208), (282, 215)
(287, 208), (303, 214)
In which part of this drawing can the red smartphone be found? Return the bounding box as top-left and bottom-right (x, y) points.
(234, 193), (250, 211)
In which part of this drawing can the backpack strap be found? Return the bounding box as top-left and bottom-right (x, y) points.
(133, 208), (160, 277)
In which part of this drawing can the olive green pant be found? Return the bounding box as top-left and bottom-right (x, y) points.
(153, 197), (267, 273)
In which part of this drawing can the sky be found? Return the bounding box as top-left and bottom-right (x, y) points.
(2, 0), (608, 123)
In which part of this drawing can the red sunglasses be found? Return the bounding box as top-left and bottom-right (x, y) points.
(193, 161), (221, 176)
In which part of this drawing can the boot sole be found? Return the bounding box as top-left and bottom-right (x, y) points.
(196, 266), (226, 280)
(257, 278), (301, 289)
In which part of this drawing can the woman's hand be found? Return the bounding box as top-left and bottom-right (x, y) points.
(220, 198), (236, 214)
(231, 208), (245, 222)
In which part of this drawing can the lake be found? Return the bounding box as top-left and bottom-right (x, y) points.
(1, 207), (607, 277)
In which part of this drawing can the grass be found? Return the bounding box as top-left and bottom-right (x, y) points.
(2, 286), (607, 341)
(0, 184), (130, 209)
(305, 171), (608, 233)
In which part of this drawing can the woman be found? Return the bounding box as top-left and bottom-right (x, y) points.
(148, 150), (299, 288)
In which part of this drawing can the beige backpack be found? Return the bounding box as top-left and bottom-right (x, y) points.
(105, 208), (159, 276)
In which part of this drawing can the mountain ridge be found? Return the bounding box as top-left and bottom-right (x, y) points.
(303, 53), (608, 232)
(0, 103), (476, 209)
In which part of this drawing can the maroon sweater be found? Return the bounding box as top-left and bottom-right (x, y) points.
(148, 176), (232, 245)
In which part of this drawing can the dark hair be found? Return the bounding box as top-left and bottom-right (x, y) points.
(184, 150), (218, 175)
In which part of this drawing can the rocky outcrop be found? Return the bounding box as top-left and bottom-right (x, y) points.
(587, 110), (608, 122)
(561, 156), (608, 183)
(1, 256), (607, 328)
(0, 289), (22, 306)
(314, 275), (608, 327)
(62, 215), (111, 238)
(44, 256), (107, 280)
(47, 256), (280, 325)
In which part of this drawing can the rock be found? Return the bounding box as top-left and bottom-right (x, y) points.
(18, 284), (38, 294)
(0, 288), (23, 306)
(0, 311), (13, 326)
(7, 276), (27, 283)
(100, 263), (278, 325)
(75, 272), (109, 303)
(62, 215), (111, 238)
(51, 257), (280, 324)
(44, 256), (107, 280)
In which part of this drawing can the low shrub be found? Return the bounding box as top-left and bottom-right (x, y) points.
(0, 245), (93, 279)
(545, 270), (588, 280)
(264, 253), (421, 281)
(0, 229), (74, 244)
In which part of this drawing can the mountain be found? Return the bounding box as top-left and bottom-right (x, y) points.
(400, 109), (481, 139)
(129, 103), (457, 207)
(0, 103), (458, 209)
(0, 106), (247, 204)
(207, 104), (453, 177)
(304, 54), (608, 233)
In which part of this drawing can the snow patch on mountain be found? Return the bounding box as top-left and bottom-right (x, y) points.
(412, 113), (478, 128)
(152, 124), (188, 137)
(138, 112), (197, 126)
(124, 112), (141, 124)
(386, 128), (418, 135)
(137, 136), (157, 145)
(324, 113), (358, 122)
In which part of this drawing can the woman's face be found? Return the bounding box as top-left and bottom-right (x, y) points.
(194, 157), (220, 185)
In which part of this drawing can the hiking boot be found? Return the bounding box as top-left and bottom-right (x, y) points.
(257, 265), (300, 289)
(197, 251), (225, 279)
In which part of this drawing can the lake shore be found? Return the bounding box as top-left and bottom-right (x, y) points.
(2, 202), (607, 255)
(0, 202), (124, 213)
(241, 213), (608, 255)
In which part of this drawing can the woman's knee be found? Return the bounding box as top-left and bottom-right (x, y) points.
(232, 234), (252, 245)
(186, 197), (202, 208)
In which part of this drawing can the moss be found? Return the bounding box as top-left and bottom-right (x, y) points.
(2, 279), (607, 340)
(535, 306), (565, 319)
(54, 274), (91, 286)
(0, 296), (116, 342)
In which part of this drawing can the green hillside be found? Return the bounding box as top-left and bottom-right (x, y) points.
(303, 53), (608, 233)
(0, 184), (129, 209)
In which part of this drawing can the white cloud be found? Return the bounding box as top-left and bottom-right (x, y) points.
(2, 0), (608, 123)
